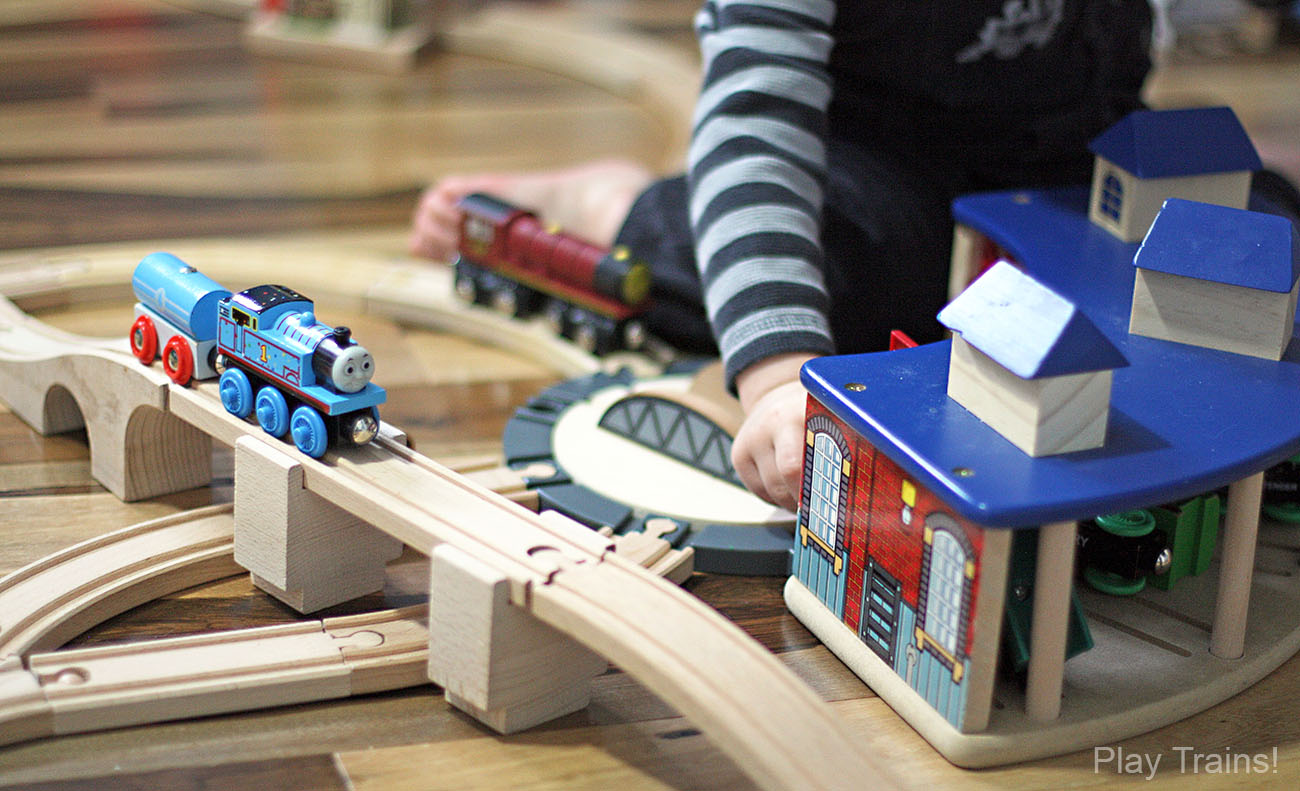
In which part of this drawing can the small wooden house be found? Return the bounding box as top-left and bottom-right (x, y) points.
(1129, 198), (1300, 360)
(246, 0), (441, 72)
(937, 262), (1128, 457)
(1088, 106), (1261, 242)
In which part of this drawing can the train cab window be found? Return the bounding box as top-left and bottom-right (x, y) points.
(230, 307), (257, 330)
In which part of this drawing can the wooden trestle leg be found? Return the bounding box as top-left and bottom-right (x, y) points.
(233, 437), (403, 613)
(427, 543), (607, 733)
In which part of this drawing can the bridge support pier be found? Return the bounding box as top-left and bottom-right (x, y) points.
(0, 354), (211, 501)
(428, 543), (606, 733)
(233, 437), (402, 613)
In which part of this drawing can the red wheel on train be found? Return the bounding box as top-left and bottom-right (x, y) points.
(129, 315), (158, 364)
(161, 336), (194, 385)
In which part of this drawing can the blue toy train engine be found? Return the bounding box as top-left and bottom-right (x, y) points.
(130, 252), (386, 458)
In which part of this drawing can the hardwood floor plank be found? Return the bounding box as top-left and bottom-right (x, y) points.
(10, 755), (350, 791)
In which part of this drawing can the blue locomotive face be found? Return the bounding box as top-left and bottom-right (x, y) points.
(323, 342), (374, 393)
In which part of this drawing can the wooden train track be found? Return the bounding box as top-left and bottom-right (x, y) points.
(0, 485), (690, 750)
(0, 505), (241, 660)
(0, 229), (668, 379)
(0, 289), (900, 790)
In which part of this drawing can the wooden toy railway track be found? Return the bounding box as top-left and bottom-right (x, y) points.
(0, 505), (241, 660)
(0, 230), (669, 380)
(0, 489), (691, 748)
(0, 290), (901, 790)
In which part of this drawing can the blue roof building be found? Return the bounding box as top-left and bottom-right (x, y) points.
(938, 262), (1127, 456)
(1130, 198), (1300, 360)
(1087, 106), (1260, 242)
(938, 261), (1127, 379)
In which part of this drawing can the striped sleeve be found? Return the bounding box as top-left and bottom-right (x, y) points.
(687, 0), (837, 389)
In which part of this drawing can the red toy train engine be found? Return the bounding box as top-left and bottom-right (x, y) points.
(454, 192), (651, 355)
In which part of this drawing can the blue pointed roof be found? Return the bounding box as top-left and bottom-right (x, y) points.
(937, 261), (1128, 379)
(1088, 106), (1261, 179)
(1134, 198), (1300, 292)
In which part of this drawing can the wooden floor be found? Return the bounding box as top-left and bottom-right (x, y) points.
(2, 2), (1299, 789)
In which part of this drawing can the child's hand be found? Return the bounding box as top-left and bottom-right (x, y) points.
(408, 161), (652, 262)
(408, 175), (499, 261)
(732, 353), (819, 511)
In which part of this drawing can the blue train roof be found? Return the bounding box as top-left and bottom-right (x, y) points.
(131, 252), (230, 341)
(231, 284), (310, 314)
(937, 261), (1127, 379)
(1087, 106), (1261, 179)
(1134, 198), (1300, 292)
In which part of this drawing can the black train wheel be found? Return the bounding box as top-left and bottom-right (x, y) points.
(452, 260), (483, 305)
(568, 309), (618, 356)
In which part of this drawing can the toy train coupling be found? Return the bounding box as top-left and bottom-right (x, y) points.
(340, 408), (380, 447)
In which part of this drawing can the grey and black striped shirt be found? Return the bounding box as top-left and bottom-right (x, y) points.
(688, 0), (837, 388)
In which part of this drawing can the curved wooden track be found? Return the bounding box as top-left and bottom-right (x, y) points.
(0, 505), (239, 660)
(0, 298), (900, 791)
(0, 470), (689, 749)
(0, 1), (697, 202)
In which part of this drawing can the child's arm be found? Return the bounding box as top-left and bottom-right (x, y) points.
(689, 1), (839, 507)
(687, 1), (838, 392)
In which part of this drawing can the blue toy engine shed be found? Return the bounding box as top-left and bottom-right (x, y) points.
(787, 107), (1300, 769)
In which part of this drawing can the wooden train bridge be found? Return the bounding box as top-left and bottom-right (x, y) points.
(0, 294), (900, 791)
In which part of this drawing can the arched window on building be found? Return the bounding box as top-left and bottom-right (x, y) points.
(916, 513), (975, 683)
(808, 432), (843, 548)
(799, 416), (852, 575)
(924, 529), (967, 655)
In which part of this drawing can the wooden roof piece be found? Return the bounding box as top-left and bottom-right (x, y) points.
(937, 261), (1128, 379)
(1088, 106), (1261, 179)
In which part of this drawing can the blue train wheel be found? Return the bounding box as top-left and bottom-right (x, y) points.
(218, 368), (253, 418)
(290, 406), (329, 458)
(255, 386), (290, 437)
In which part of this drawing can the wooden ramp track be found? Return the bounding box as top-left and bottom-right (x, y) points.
(0, 229), (668, 379)
(0, 301), (900, 791)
